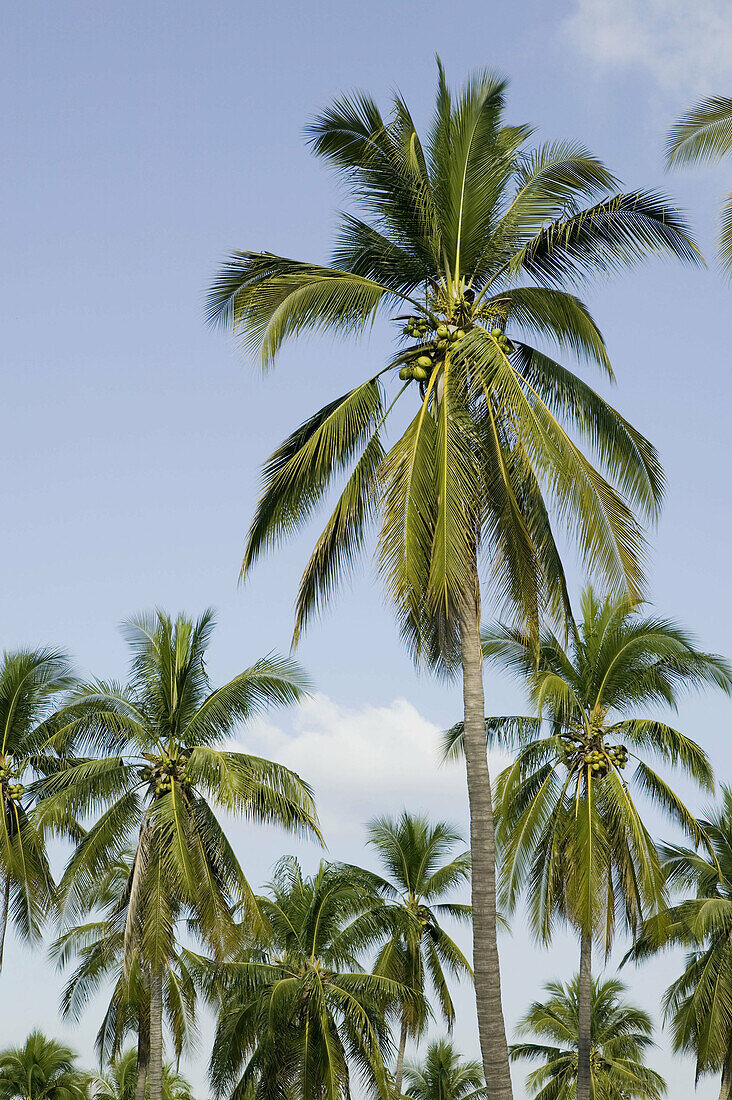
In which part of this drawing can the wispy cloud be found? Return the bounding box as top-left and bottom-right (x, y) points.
(563, 0), (732, 97)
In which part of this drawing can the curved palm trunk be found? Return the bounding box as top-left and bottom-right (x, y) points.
(0, 874), (10, 974)
(149, 969), (164, 1100)
(394, 1016), (408, 1097)
(458, 571), (513, 1100)
(718, 1043), (732, 1100)
(576, 931), (592, 1100)
(136, 1000), (150, 1100)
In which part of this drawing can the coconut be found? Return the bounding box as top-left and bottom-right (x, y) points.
(436, 324), (449, 338)
(412, 366), (428, 381)
(399, 366), (412, 381)
(491, 328), (502, 339)
(416, 355), (432, 368)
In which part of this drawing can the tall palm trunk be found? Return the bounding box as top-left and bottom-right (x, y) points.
(576, 930), (592, 1100)
(394, 1015), (408, 1097)
(149, 969), (164, 1100)
(719, 1044), (732, 1100)
(0, 874), (10, 974)
(136, 1000), (150, 1100)
(458, 566), (513, 1100)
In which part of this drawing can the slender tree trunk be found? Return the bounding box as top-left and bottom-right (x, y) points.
(458, 567), (513, 1100)
(394, 1015), (408, 1097)
(136, 1000), (150, 1100)
(718, 1043), (732, 1100)
(149, 969), (164, 1100)
(0, 875), (10, 974)
(576, 931), (593, 1100)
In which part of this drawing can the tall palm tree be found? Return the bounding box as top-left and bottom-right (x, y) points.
(0, 1032), (90, 1100)
(626, 786), (732, 1099)
(207, 63), (698, 1099)
(52, 854), (197, 1100)
(510, 975), (666, 1100)
(0, 648), (76, 970)
(92, 1051), (193, 1100)
(208, 855), (408, 1100)
(39, 610), (320, 1100)
(366, 813), (472, 1095)
(667, 97), (732, 272)
(445, 585), (731, 1100)
(403, 1040), (485, 1100)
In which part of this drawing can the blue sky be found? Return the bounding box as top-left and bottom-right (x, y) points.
(2, 2), (732, 1097)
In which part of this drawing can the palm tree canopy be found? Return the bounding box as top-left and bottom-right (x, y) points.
(92, 1050), (193, 1100)
(0, 1032), (89, 1100)
(208, 64), (699, 667)
(366, 813), (472, 1032)
(0, 648), (76, 943)
(510, 975), (665, 1100)
(403, 1039), (485, 1100)
(626, 785), (732, 1080)
(39, 609), (320, 970)
(444, 586), (732, 943)
(667, 95), (732, 273)
(208, 856), (410, 1100)
(52, 852), (198, 1066)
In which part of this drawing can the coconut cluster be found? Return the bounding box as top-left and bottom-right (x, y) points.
(583, 749), (609, 778)
(398, 317), (466, 383)
(606, 744), (628, 769)
(0, 757), (24, 802)
(143, 750), (190, 797)
(490, 327), (514, 354)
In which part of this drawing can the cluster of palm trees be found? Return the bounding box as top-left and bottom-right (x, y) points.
(7, 62), (732, 1100)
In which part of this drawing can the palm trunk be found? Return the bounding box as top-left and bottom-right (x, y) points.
(136, 1000), (150, 1100)
(394, 1015), (408, 1097)
(149, 969), (164, 1100)
(0, 875), (10, 974)
(458, 568), (513, 1100)
(576, 931), (592, 1100)
(718, 1043), (732, 1100)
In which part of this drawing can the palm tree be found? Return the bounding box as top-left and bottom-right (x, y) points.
(366, 813), (472, 1094)
(445, 585), (731, 1100)
(92, 1051), (193, 1100)
(626, 785), (732, 1099)
(667, 97), (732, 272)
(0, 1032), (90, 1100)
(52, 853), (197, 1100)
(39, 610), (320, 1100)
(206, 63), (699, 1099)
(208, 855), (409, 1100)
(0, 647), (76, 970)
(510, 975), (665, 1100)
(403, 1040), (485, 1100)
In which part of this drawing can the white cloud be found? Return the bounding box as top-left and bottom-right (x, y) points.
(563, 0), (732, 96)
(237, 693), (511, 854)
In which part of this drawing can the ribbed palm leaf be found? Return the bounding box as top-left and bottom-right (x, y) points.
(208, 64), (699, 1100)
(91, 1050), (193, 1100)
(667, 97), (732, 273)
(445, 584), (730, 1100)
(0, 1032), (90, 1100)
(510, 975), (665, 1100)
(626, 785), (732, 1098)
(403, 1039), (485, 1100)
(366, 814), (472, 1094)
(52, 853), (197, 1100)
(39, 610), (319, 1100)
(0, 647), (76, 969)
(208, 856), (410, 1100)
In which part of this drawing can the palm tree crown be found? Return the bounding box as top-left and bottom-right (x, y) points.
(510, 975), (666, 1100)
(403, 1040), (485, 1100)
(366, 814), (472, 1093)
(208, 856), (407, 1100)
(0, 647), (76, 965)
(0, 1032), (89, 1100)
(39, 610), (320, 1100)
(627, 785), (732, 1098)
